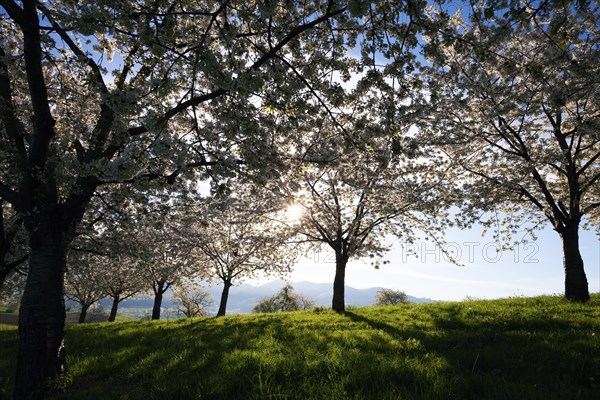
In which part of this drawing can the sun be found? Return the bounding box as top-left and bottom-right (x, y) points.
(285, 204), (304, 222)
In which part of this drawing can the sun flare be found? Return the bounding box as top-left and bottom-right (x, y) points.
(285, 204), (304, 222)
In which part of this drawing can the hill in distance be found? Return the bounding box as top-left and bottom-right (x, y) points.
(106, 280), (435, 316)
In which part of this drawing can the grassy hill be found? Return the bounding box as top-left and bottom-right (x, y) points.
(1, 295), (599, 399)
(96, 281), (434, 317)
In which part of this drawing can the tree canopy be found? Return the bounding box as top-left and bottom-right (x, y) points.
(0, 1), (598, 399)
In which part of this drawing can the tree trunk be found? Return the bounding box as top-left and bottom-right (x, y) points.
(332, 251), (348, 313)
(78, 304), (89, 323)
(108, 294), (120, 322)
(152, 290), (163, 320)
(14, 245), (67, 400)
(217, 280), (232, 317)
(560, 224), (590, 302)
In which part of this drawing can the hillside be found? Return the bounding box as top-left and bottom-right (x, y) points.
(1, 294), (599, 399)
(101, 280), (435, 317)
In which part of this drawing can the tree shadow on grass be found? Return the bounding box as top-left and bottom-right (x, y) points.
(58, 316), (291, 399)
(2, 300), (598, 400)
(345, 306), (599, 400)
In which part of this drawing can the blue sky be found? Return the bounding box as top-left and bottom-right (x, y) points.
(254, 223), (600, 301)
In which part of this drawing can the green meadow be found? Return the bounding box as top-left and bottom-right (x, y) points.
(1, 295), (599, 399)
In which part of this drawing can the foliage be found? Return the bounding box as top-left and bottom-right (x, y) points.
(0, 303), (16, 314)
(373, 288), (409, 306)
(252, 284), (315, 313)
(423, 0), (600, 233)
(1, 294), (599, 399)
(0, 272), (24, 306)
(46, 373), (74, 395)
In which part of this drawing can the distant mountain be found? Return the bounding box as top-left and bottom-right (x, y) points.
(284, 281), (435, 307)
(100, 280), (435, 316)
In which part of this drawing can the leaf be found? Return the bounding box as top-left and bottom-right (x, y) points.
(348, 0), (370, 18)
(484, 6), (494, 19)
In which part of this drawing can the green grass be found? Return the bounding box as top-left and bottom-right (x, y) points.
(1, 295), (599, 400)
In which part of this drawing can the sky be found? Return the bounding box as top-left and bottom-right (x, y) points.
(251, 223), (600, 301)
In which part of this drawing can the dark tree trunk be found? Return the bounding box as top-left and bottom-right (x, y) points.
(152, 290), (163, 320)
(332, 251), (348, 313)
(560, 224), (590, 302)
(78, 304), (89, 323)
(217, 280), (232, 317)
(108, 294), (120, 322)
(14, 245), (67, 400)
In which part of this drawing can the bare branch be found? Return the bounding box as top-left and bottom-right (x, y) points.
(0, 0), (26, 27)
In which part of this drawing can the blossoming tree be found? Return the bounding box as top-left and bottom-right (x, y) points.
(421, 0), (600, 302)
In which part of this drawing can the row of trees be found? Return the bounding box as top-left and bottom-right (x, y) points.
(0, 0), (598, 398)
(55, 189), (297, 322)
(64, 281), (410, 320)
(251, 285), (409, 313)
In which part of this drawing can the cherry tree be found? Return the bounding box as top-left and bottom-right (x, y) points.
(64, 251), (106, 323)
(134, 221), (195, 320)
(91, 234), (145, 322)
(0, 1), (367, 396)
(283, 126), (447, 313)
(172, 279), (214, 318)
(99, 255), (144, 322)
(67, 193), (149, 322)
(421, 0), (600, 302)
(185, 193), (296, 317)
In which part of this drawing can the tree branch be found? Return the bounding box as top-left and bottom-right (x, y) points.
(127, 4), (346, 136)
(274, 54), (352, 142)
(0, 0), (26, 27)
(530, 168), (566, 222)
(19, 0), (57, 169)
(38, 5), (120, 163)
(583, 202), (600, 215)
(578, 150), (600, 178)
